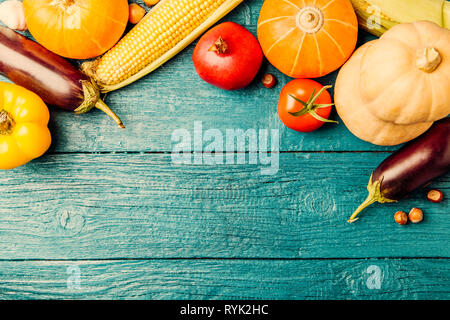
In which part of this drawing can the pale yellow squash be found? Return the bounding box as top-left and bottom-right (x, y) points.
(359, 21), (450, 125)
(335, 42), (433, 146)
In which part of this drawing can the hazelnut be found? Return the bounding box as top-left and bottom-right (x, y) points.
(408, 208), (424, 224)
(262, 73), (276, 88)
(394, 211), (408, 225)
(427, 189), (443, 203)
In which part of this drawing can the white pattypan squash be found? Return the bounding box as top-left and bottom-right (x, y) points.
(335, 42), (433, 146)
(359, 21), (450, 124)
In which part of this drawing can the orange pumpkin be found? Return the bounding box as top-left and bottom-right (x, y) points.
(23, 0), (129, 60)
(257, 0), (358, 78)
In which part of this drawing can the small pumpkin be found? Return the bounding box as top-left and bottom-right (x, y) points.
(23, 0), (129, 59)
(360, 21), (450, 124)
(335, 42), (433, 146)
(257, 0), (358, 78)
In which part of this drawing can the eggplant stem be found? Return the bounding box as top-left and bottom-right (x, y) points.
(347, 175), (396, 223)
(347, 195), (377, 223)
(95, 100), (125, 129)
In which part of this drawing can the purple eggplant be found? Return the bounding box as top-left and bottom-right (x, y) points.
(348, 118), (450, 223)
(0, 26), (124, 128)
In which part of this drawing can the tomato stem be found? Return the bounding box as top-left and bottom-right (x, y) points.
(309, 110), (339, 124)
(0, 110), (15, 135)
(288, 85), (338, 124)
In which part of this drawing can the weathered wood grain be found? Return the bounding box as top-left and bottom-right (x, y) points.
(0, 258), (448, 299)
(0, 153), (448, 260)
(0, 0), (380, 153)
(0, 0), (448, 301)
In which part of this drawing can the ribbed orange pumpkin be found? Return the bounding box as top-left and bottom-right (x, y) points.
(257, 0), (358, 78)
(23, 0), (129, 60)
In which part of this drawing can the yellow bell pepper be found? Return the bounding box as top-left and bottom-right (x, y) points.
(0, 82), (51, 169)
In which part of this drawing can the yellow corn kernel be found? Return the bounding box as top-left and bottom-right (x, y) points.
(90, 0), (243, 92)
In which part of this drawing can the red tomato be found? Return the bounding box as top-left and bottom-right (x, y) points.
(278, 79), (337, 133)
(193, 22), (263, 90)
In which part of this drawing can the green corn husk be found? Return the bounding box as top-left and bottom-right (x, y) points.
(350, 0), (450, 37)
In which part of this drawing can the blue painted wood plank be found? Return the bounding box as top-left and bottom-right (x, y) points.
(0, 0), (448, 301)
(0, 153), (448, 260)
(0, 258), (448, 299)
(0, 0), (382, 153)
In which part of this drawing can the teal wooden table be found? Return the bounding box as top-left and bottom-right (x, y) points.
(0, 0), (449, 300)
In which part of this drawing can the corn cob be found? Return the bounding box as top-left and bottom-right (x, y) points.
(83, 0), (243, 93)
(350, 0), (450, 37)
